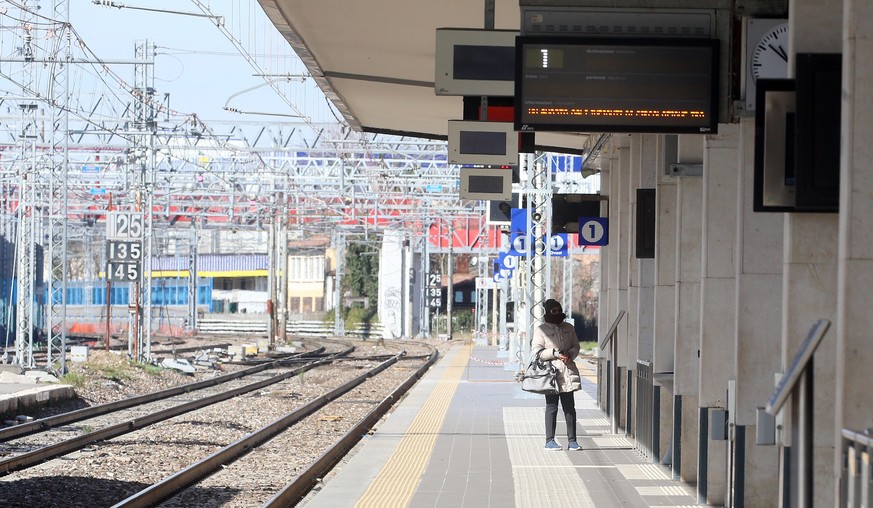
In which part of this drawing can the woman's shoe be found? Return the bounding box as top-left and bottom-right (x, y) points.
(544, 439), (563, 451)
(567, 441), (582, 451)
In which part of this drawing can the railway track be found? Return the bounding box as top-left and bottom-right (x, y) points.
(0, 347), (343, 474)
(0, 340), (439, 508)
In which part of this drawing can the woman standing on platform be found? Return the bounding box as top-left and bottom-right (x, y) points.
(532, 298), (582, 451)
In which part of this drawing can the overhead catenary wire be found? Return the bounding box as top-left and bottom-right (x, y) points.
(0, 1), (511, 241)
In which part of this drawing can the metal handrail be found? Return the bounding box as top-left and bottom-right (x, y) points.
(598, 310), (626, 435)
(599, 310), (625, 349)
(765, 319), (831, 508)
(841, 428), (872, 507)
(843, 428), (873, 448)
(765, 319), (830, 415)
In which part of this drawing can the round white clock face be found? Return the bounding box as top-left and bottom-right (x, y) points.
(751, 23), (789, 80)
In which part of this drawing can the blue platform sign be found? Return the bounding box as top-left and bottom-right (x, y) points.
(89, 187), (107, 195)
(497, 252), (518, 270)
(425, 184), (443, 193)
(81, 165), (100, 173)
(493, 268), (513, 282)
(493, 255), (515, 282)
(510, 208), (529, 233)
(578, 217), (608, 246)
(508, 233), (569, 257)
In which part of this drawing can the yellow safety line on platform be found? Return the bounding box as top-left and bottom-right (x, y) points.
(355, 343), (472, 508)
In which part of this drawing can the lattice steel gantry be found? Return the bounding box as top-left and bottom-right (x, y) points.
(0, 1), (601, 368)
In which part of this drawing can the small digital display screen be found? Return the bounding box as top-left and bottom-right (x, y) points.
(515, 37), (719, 134)
(453, 45), (515, 81)
(459, 131), (507, 155)
(468, 175), (505, 193)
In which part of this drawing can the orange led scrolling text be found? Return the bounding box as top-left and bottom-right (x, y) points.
(527, 107), (705, 119)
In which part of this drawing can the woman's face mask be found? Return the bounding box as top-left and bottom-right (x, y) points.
(545, 307), (566, 324)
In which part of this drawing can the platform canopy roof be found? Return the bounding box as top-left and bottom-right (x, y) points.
(258, 0), (590, 153)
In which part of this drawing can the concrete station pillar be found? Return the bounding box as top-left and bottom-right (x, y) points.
(782, 1), (842, 505)
(627, 134), (657, 443)
(781, 180), (839, 507)
(673, 135), (704, 483)
(625, 138), (640, 435)
(733, 118), (782, 507)
(835, 0), (873, 501)
(697, 124), (739, 505)
(611, 137), (631, 430)
(653, 135), (678, 465)
(598, 155), (612, 410)
(634, 134), (657, 367)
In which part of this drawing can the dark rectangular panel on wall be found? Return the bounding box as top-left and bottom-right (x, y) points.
(753, 79), (796, 212)
(794, 53), (841, 212)
(636, 188), (656, 258)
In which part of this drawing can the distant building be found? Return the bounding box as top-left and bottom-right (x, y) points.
(286, 236), (333, 319)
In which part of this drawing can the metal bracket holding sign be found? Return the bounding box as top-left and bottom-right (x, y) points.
(667, 163), (704, 177)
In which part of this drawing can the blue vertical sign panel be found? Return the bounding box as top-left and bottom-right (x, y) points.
(510, 208), (529, 234)
(550, 154), (583, 173)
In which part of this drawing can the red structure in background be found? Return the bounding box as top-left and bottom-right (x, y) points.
(427, 218), (501, 250)
(426, 218), (592, 251)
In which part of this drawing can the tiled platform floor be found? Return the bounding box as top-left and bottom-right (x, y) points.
(304, 343), (708, 508)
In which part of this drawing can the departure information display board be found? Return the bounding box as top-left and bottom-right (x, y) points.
(514, 37), (719, 134)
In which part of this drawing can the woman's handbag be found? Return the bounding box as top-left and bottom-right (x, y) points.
(520, 350), (559, 395)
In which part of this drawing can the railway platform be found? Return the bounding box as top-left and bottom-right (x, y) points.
(303, 342), (709, 508)
(0, 367), (74, 421)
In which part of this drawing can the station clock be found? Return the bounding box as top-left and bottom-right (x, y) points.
(744, 18), (789, 113)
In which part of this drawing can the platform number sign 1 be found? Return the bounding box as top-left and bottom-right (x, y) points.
(578, 217), (608, 246)
(426, 272), (443, 309)
(107, 212), (144, 282)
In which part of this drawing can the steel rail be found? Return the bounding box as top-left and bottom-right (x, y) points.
(111, 350), (410, 508)
(0, 354), (342, 475)
(263, 348), (439, 507)
(0, 346), (333, 442)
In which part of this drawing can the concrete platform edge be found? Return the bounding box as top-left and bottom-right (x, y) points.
(301, 344), (463, 507)
(0, 384), (76, 420)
